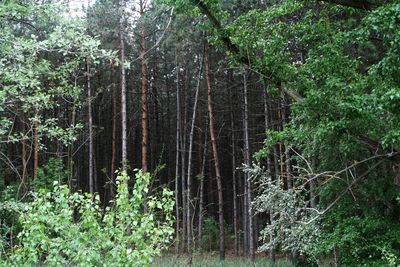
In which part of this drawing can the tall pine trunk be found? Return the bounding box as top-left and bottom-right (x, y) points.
(174, 52), (181, 253)
(33, 109), (39, 181)
(110, 70), (117, 198)
(263, 87), (276, 262)
(21, 116), (28, 197)
(229, 74), (239, 256)
(205, 43), (225, 260)
(119, 4), (127, 171)
(139, 0), (148, 173)
(242, 73), (254, 261)
(87, 62), (94, 194)
(198, 114), (208, 246)
(186, 53), (203, 255)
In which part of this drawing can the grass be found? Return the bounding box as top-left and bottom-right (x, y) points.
(152, 252), (294, 267)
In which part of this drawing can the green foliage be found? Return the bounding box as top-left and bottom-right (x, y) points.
(316, 215), (400, 266)
(199, 217), (220, 251)
(0, 184), (23, 256)
(198, 217), (234, 252)
(31, 158), (69, 191)
(246, 164), (320, 258)
(1, 170), (174, 266)
(0, 0), (115, 149)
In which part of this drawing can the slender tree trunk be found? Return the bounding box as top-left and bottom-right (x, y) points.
(110, 71), (117, 198)
(174, 52), (181, 254)
(263, 88), (273, 175)
(69, 103), (76, 190)
(186, 54), (203, 255)
(87, 62), (94, 195)
(229, 74), (239, 256)
(242, 73), (254, 261)
(140, 0), (148, 173)
(119, 5), (127, 171)
(272, 97), (280, 185)
(205, 43), (225, 261)
(282, 94), (292, 189)
(5, 142), (14, 186)
(33, 109), (39, 181)
(21, 117), (28, 196)
(263, 87), (276, 262)
(180, 66), (188, 253)
(198, 115), (208, 245)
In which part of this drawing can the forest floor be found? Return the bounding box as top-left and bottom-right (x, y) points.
(153, 252), (293, 267)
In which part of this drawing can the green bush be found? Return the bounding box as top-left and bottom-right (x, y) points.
(199, 217), (220, 251)
(1, 170), (175, 266)
(31, 158), (69, 191)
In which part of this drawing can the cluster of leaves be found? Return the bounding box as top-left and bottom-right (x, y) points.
(0, 0), (115, 146)
(245, 164), (320, 258)
(198, 217), (234, 252)
(31, 158), (69, 191)
(222, 0), (400, 265)
(0, 170), (175, 266)
(0, 157), (68, 255)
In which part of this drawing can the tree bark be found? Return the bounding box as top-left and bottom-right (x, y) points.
(110, 70), (117, 198)
(229, 75), (239, 256)
(282, 94), (292, 189)
(174, 51), (181, 254)
(87, 62), (94, 195)
(198, 114), (208, 246)
(140, 0), (148, 173)
(33, 109), (39, 181)
(186, 53), (203, 255)
(205, 43), (225, 261)
(242, 72), (254, 261)
(20, 116), (28, 197)
(263, 87), (276, 262)
(119, 3), (127, 171)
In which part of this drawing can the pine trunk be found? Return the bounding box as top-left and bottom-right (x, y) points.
(140, 0), (148, 173)
(174, 52), (181, 253)
(186, 54), (203, 255)
(205, 43), (225, 260)
(119, 5), (127, 171)
(242, 73), (254, 261)
(87, 62), (94, 194)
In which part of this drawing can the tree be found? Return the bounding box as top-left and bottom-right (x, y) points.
(205, 42), (225, 260)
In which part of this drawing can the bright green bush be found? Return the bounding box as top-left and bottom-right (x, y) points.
(1, 170), (174, 267)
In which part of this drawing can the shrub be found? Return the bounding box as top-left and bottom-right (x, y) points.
(1, 170), (175, 266)
(31, 158), (69, 191)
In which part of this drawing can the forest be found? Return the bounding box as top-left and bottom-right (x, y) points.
(0, 0), (399, 266)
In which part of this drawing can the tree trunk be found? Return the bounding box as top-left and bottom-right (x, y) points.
(174, 51), (181, 254)
(263, 87), (276, 262)
(180, 65), (188, 253)
(140, 0), (148, 173)
(229, 73), (239, 256)
(198, 114), (208, 246)
(119, 4), (127, 171)
(205, 43), (225, 261)
(282, 94), (292, 189)
(87, 62), (94, 195)
(186, 53), (203, 255)
(21, 116), (28, 197)
(33, 109), (39, 181)
(242, 72), (254, 261)
(110, 70), (117, 198)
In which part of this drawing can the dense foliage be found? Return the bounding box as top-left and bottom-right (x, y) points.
(1, 0), (399, 265)
(0, 171), (174, 266)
